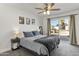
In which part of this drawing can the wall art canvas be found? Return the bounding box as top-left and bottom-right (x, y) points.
(19, 16), (24, 24)
(26, 18), (30, 25)
(32, 19), (35, 24)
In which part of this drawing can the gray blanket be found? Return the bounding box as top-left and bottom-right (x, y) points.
(34, 35), (60, 53)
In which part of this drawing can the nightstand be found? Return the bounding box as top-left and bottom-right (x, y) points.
(11, 37), (20, 50)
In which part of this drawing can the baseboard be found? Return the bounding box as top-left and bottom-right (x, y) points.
(0, 48), (11, 54)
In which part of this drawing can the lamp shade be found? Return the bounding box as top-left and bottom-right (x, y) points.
(13, 27), (20, 38)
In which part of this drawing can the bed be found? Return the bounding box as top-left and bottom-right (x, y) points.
(20, 31), (60, 56)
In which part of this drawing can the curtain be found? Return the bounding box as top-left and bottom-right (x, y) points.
(70, 15), (77, 45)
(47, 18), (51, 36)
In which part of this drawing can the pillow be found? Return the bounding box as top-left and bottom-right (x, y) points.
(32, 31), (40, 36)
(23, 32), (34, 37)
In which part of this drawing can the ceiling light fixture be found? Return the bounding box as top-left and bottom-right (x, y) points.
(43, 11), (50, 15)
(35, 3), (60, 15)
(43, 11), (46, 15)
(47, 11), (50, 15)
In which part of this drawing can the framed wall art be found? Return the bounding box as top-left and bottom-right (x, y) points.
(26, 18), (30, 25)
(19, 16), (24, 24)
(32, 19), (35, 24)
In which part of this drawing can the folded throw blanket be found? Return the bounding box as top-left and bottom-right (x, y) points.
(34, 35), (60, 53)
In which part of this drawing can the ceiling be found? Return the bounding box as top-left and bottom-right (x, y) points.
(2, 3), (79, 16)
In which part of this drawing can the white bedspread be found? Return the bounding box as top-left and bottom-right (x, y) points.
(20, 35), (49, 55)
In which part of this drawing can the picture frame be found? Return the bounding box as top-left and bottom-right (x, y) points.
(19, 16), (24, 24)
(32, 19), (35, 24)
(26, 18), (30, 25)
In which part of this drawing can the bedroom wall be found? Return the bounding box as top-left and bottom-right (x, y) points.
(42, 9), (79, 45)
(0, 4), (43, 53)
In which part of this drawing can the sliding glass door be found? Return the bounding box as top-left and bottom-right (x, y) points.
(50, 16), (70, 36)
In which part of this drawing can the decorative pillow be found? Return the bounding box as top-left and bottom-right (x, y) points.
(32, 31), (40, 36)
(23, 32), (34, 37)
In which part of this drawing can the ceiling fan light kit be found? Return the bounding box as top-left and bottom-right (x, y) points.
(43, 11), (50, 15)
(47, 11), (50, 15)
(43, 12), (46, 15)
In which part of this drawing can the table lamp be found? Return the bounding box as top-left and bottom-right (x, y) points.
(13, 27), (20, 39)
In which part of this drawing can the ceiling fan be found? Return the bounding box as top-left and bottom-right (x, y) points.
(35, 3), (60, 15)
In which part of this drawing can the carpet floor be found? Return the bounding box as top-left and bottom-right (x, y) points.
(0, 36), (79, 56)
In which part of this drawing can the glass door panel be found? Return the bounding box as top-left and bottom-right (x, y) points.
(50, 18), (59, 35)
(59, 17), (69, 36)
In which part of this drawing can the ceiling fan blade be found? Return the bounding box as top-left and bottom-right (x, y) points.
(38, 11), (44, 14)
(51, 3), (55, 7)
(35, 8), (43, 10)
(44, 3), (55, 10)
(44, 3), (49, 11)
(50, 8), (60, 11)
(44, 3), (48, 7)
